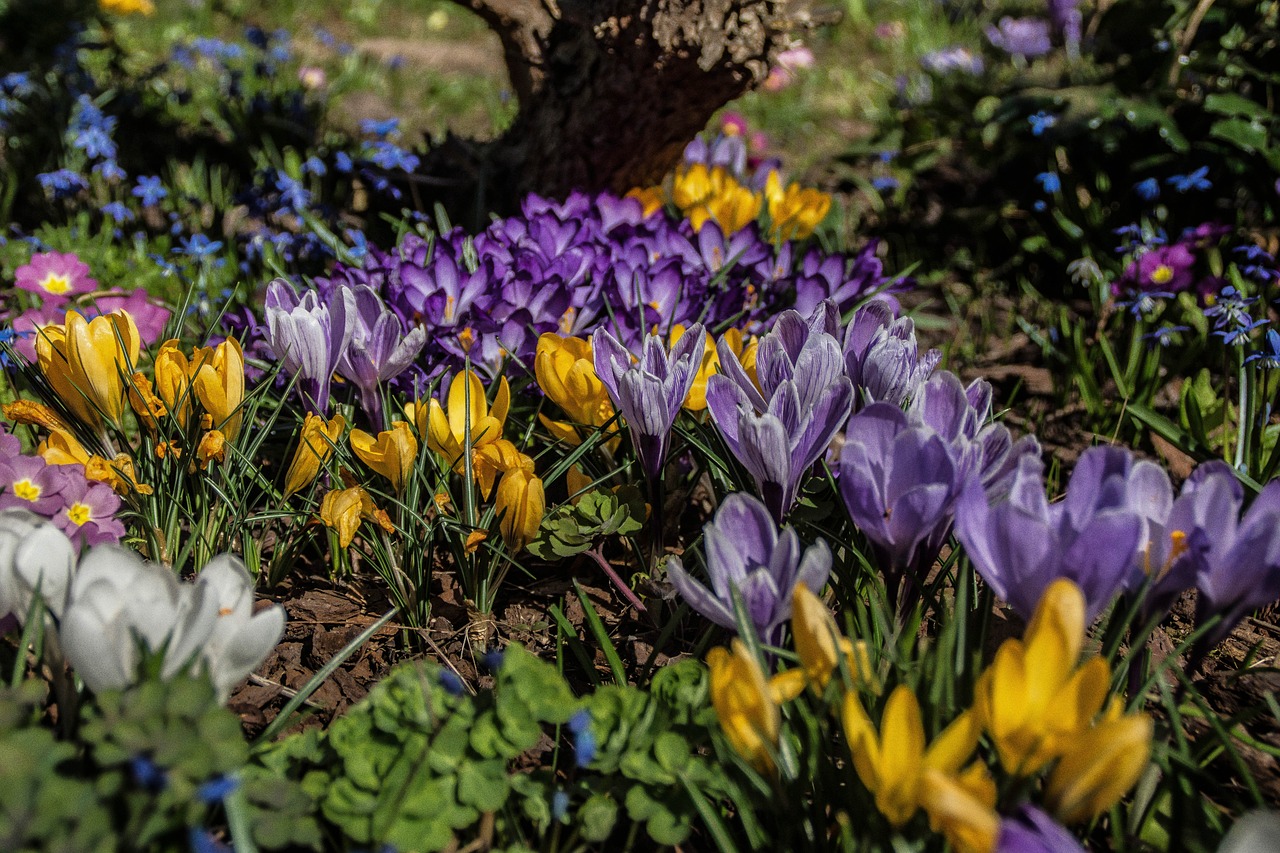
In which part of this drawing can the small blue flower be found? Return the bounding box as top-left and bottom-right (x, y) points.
(551, 789), (570, 821)
(274, 173), (311, 214)
(1204, 285), (1258, 329)
(177, 234), (225, 258)
(196, 774), (239, 804)
(1246, 329), (1280, 367)
(1, 72), (36, 97)
(73, 126), (117, 161)
(1144, 324), (1189, 347)
(871, 176), (899, 192)
(1035, 171), (1061, 193)
(334, 151), (354, 174)
(132, 175), (168, 207)
(1117, 289), (1174, 317)
(37, 169), (88, 199)
(1134, 178), (1160, 201)
(439, 669), (464, 696)
(482, 648), (503, 672)
(367, 141), (419, 172)
(94, 160), (127, 182)
(129, 756), (168, 791)
(1028, 111), (1057, 136)
(188, 827), (232, 853)
(302, 156), (327, 177)
(102, 201), (134, 224)
(360, 117), (401, 138)
(1166, 166), (1211, 193)
(1213, 317), (1269, 346)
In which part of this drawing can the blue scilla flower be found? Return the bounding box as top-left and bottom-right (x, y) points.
(567, 710), (597, 768)
(1028, 111), (1057, 136)
(439, 668), (464, 696)
(871, 176), (899, 192)
(189, 827), (232, 853)
(38, 169), (88, 198)
(482, 648), (503, 672)
(1035, 171), (1061, 193)
(367, 141), (420, 172)
(1214, 317), (1269, 346)
(177, 234), (225, 257)
(73, 126), (116, 161)
(132, 175), (168, 206)
(1167, 166), (1211, 193)
(1204, 286), (1258, 329)
(1117, 289), (1174, 317)
(1235, 245), (1278, 284)
(302, 156), (327, 177)
(1144, 324), (1189, 347)
(94, 160), (127, 182)
(102, 201), (134, 224)
(551, 789), (570, 821)
(196, 774), (239, 804)
(334, 151), (354, 174)
(129, 755), (168, 791)
(274, 173), (311, 214)
(360, 117), (401, 138)
(1246, 329), (1280, 367)
(2, 72), (36, 97)
(1134, 178), (1160, 201)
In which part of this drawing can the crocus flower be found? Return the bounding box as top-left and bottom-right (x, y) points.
(36, 310), (141, 429)
(842, 684), (987, 829)
(764, 172), (831, 242)
(0, 509), (77, 621)
(1045, 710), (1153, 824)
(264, 278), (354, 413)
(495, 457), (544, 553)
(336, 285), (426, 425)
(283, 413), (346, 497)
(666, 493), (830, 645)
(1194, 476), (1280, 647)
(791, 583), (874, 690)
(349, 421), (417, 493)
(843, 301), (940, 409)
(419, 370), (510, 472)
(707, 308), (853, 519)
(918, 766), (1002, 853)
(14, 251), (97, 303)
(191, 337), (245, 441)
(150, 340), (198, 427)
(90, 290), (171, 345)
(986, 17), (1053, 58)
(955, 450), (1144, 622)
(592, 325), (706, 483)
(996, 806), (1087, 853)
(838, 404), (964, 587)
(707, 639), (781, 773)
(320, 486), (371, 548)
(196, 555), (288, 701)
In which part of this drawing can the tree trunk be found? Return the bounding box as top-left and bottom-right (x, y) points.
(428, 0), (818, 218)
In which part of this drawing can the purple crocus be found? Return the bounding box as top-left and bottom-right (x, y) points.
(955, 449), (1144, 622)
(666, 492), (830, 645)
(1193, 476), (1280, 647)
(335, 284), (427, 425)
(838, 404), (964, 594)
(592, 324), (706, 483)
(264, 278), (355, 413)
(997, 805), (1086, 853)
(843, 301), (940, 409)
(986, 17), (1053, 58)
(707, 306), (854, 520)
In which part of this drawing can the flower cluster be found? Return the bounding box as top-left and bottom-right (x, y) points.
(0, 430), (124, 547)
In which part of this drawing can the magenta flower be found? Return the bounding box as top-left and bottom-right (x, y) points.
(14, 252), (98, 303)
(1122, 243), (1196, 292)
(91, 290), (172, 345)
(0, 454), (71, 516)
(7, 303), (65, 362)
(55, 479), (124, 547)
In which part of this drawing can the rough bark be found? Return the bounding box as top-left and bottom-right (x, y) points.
(426, 0), (820, 218)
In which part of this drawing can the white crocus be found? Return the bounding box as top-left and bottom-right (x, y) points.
(196, 555), (286, 701)
(60, 546), (221, 692)
(0, 509), (77, 622)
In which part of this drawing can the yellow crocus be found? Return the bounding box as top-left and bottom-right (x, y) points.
(672, 163), (717, 212)
(1046, 706), (1153, 824)
(99, 0), (155, 14)
(153, 339), (198, 428)
(534, 333), (616, 446)
(39, 428), (151, 495)
(350, 421), (417, 493)
(705, 181), (763, 235)
(320, 487), (367, 549)
(472, 438), (525, 501)
(765, 171), (832, 242)
(192, 337), (245, 441)
(494, 454), (544, 552)
(673, 326), (756, 412)
(418, 371), (508, 469)
(918, 765), (1000, 853)
(196, 429), (226, 468)
(972, 579), (1110, 776)
(625, 186), (664, 218)
(707, 639), (780, 774)
(283, 413), (346, 498)
(791, 583), (876, 691)
(37, 310), (140, 429)
(2, 399), (71, 433)
(841, 685), (981, 828)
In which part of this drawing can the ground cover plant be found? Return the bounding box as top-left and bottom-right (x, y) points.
(3, 0), (1280, 851)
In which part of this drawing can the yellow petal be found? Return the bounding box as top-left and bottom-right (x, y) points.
(840, 691), (883, 795)
(877, 685), (925, 827)
(924, 710), (981, 776)
(708, 641), (779, 773)
(918, 767), (1000, 853)
(1047, 714), (1153, 824)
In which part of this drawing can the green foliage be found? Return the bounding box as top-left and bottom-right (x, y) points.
(527, 485), (646, 560)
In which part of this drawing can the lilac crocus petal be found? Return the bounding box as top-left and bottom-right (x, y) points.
(265, 278), (355, 413)
(336, 284), (427, 424)
(592, 325), (705, 483)
(997, 805), (1087, 853)
(666, 492), (830, 644)
(955, 449), (1144, 622)
(844, 303), (939, 409)
(1196, 478), (1280, 646)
